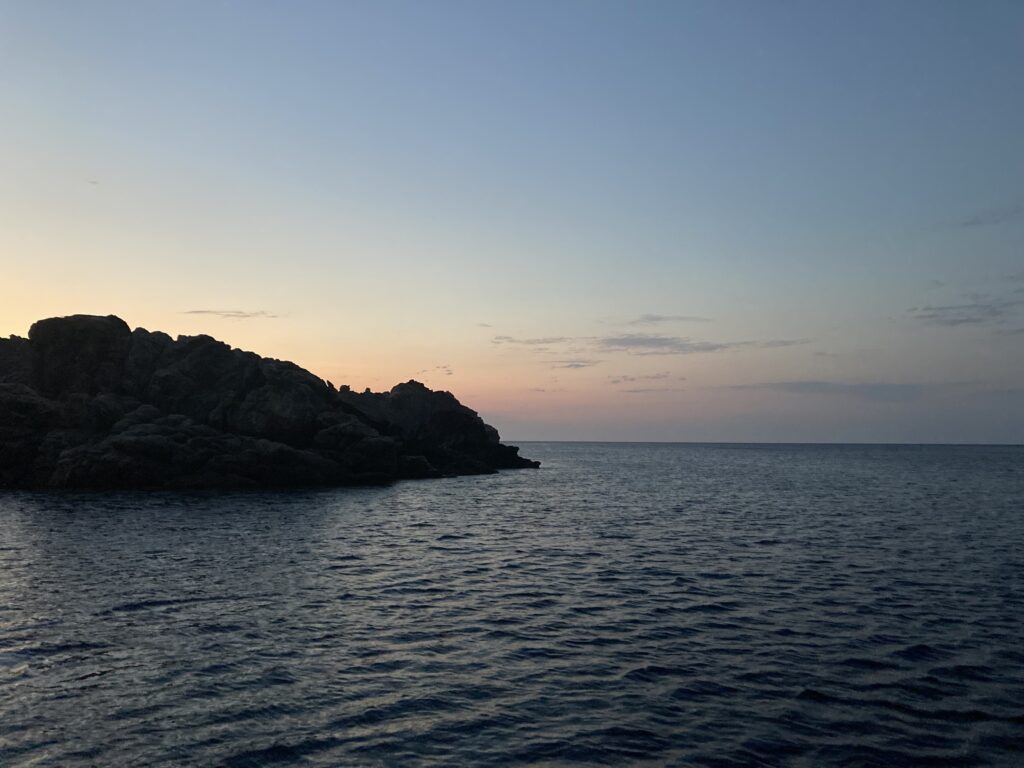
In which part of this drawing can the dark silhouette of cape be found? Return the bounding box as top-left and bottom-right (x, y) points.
(0, 314), (538, 490)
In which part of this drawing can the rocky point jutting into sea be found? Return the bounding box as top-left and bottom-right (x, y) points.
(0, 314), (538, 490)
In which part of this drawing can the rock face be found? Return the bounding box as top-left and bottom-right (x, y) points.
(0, 315), (538, 490)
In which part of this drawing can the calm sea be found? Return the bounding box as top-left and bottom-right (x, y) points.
(1, 443), (1022, 766)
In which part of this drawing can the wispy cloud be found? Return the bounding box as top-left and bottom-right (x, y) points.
(477, 322), (493, 328)
(753, 339), (811, 349)
(551, 359), (601, 369)
(621, 387), (688, 394)
(908, 295), (1022, 326)
(598, 334), (807, 356)
(492, 330), (807, 359)
(955, 205), (1024, 229)
(183, 309), (279, 320)
(599, 334), (728, 355)
(627, 313), (712, 325)
(415, 365), (453, 377)
(493, 335), (573, 346)
(607, 372), (677, 385)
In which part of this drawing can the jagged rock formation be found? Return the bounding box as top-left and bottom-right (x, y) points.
(0, 315), (538, 490)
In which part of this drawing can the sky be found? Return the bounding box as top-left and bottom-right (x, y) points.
(1, 0), (1022, 442)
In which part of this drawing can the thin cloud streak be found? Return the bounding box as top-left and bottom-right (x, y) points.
(551, 359), (601, 369)
(493, 335), (574, 346)
(599, 334), (728, 354)
(598, 334), (808, 356)
(608, 372), (673, 385)
(493, 331), (806, 358)
(909, 296), (1022, 326)
(183, 309), (279, 320)
(627, 313), (712, 325)
(753, 339), (810, 349)
(415, 365), (453, 377)
(621, 387), (688, 393)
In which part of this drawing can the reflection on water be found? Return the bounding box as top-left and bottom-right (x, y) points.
(1, 443), (1022, 766)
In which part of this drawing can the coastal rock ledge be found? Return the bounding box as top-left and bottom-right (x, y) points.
(0, 314), (539, 490)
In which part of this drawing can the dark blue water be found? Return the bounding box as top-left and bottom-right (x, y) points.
(1, 443), (1022, 766)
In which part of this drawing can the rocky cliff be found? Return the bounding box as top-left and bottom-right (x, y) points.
(0, 315), (538, 490)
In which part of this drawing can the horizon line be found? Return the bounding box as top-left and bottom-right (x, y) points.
(507, 439), (1023, 447)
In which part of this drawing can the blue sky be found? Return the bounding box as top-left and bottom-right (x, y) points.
(1, 1), (1022, 441)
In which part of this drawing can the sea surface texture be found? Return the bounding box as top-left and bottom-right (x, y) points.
(1, 443), (1022, 767)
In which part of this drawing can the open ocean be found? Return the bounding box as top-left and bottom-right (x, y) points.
(1, 442), (1022, 767)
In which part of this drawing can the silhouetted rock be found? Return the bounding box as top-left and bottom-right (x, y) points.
(30, 314), (132, 397)
(0, 336), (31, 385)
(0, 314), (538, 490)
(338, 380), (539, 475)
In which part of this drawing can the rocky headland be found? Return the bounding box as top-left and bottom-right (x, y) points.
(0, 314), (538, 490)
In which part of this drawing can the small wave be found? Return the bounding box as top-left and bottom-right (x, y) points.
(891, 643), (954, 663)
(101, 596), (226, 614)
(222, 737), (343, 767)
(680, 601), (738, 613)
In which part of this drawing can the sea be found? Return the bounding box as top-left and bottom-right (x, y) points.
(0, 442), (1022, 767)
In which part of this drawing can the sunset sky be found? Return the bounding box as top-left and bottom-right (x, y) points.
(2, 1), (1022, 442)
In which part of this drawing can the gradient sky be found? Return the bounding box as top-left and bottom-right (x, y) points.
(2, 1), (1022, 442)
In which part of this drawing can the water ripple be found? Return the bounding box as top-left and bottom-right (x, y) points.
(0, 443), (1022, 766)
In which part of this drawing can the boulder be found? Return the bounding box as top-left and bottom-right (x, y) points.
(0, 314), (538, 490)
(29, 314), (132, 397)
(338, 380), (540, 475)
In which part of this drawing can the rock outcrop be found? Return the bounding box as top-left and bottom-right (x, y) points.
(0, 315), (538, 490)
